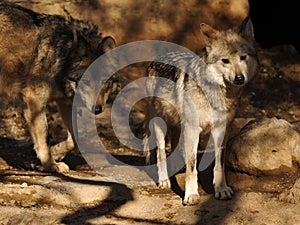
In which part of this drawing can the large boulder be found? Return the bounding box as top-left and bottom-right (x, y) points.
(227, 117), (300, 176)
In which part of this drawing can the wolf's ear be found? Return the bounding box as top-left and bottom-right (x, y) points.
(98, 36), (116, 54)
(238, 16), (255, 44)
(200, 23), (218, 45)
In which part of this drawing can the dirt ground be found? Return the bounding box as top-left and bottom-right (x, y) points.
(0, 44), (300, 225)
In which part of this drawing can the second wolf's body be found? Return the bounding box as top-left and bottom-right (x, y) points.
(0, 2), (115, 173)
(143, 17), (259, 205)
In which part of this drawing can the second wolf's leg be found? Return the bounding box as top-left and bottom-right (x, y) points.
(153, 119), (171, 189)
(23, 88), (69, 173)
(182, 125), (201, 205)
(212, 126), (233, 199)
(51, 99), (77, 161)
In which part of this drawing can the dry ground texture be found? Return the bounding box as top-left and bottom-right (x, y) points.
(1, 1), (300, 225)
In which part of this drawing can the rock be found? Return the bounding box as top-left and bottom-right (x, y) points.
(229, 117), (255, 140)
(227, 117), (300, 176)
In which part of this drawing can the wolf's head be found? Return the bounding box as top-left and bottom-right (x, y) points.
(200, 17), (259, 88)
(66, 33), (116, 115)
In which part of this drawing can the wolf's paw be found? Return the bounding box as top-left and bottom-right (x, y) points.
(182, 193), (200, 206)
(53, 162), (70, 173)
(214, 185), (233, 200)
(44, 162), (70, 173)
(158, 179), (171, 189)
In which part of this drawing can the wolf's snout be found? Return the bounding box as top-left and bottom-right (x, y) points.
(234, 74), (245, 85)
(92, 105), (103, 115)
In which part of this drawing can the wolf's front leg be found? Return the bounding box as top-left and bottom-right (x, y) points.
(51, 130), (75, 161)
(51, 99), (77, 161)
(213, 160), (233, 199)
(182, 125), (201, 205)
(23, 91), (69, 173)
(212, 127), (233, 199)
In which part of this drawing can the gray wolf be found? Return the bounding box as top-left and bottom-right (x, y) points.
(143, 17), (259, 205)
(0, 2), (116, 173)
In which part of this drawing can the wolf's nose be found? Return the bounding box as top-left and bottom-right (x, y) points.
(92, 105), (103, 115)
(234, 74), (245, 85)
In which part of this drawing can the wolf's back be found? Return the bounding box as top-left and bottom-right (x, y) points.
(0, 2), (97, 98)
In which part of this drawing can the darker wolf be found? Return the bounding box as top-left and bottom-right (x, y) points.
(0, 2), (116, 173)
(143, 17), (259, 205)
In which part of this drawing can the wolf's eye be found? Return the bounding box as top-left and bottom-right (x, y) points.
(240, 55), (247, 61)
(222, 58), (230, 64)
